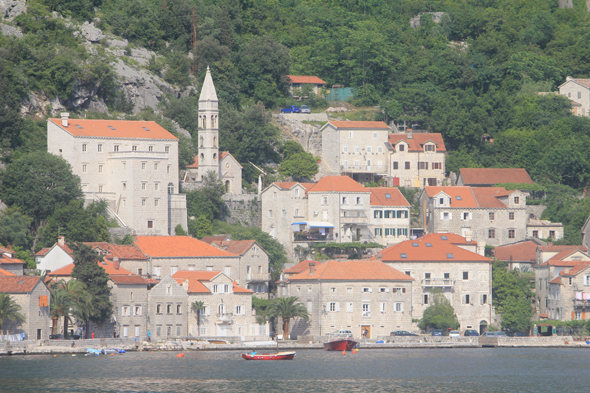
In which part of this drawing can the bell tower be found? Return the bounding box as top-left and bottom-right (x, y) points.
(198, 66), (219, 180)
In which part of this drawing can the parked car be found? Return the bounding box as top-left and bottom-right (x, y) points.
(449, 330), (460, 338)
(430, 329), (443, 336)
(483, 331), (507, 337)
(49, 334), (64, 340)
(463, 329), (479, 337)
(507, 331), (526, 337)
(280, 105), (300, 113)
(390, 330), (418, 336)
(300, 105), (311, 113)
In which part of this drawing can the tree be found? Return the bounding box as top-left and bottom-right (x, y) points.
(269, 296), (309, 338)
(0, 152), (82, 224)
(0, 209), (33, 250)
(278, 152), (319, 181)
(501, 295), (533, 333)
(0, 293), (25, 336)
(185, 171), (226, 221)
(418, 289), (460, 331)
(175, 224), (187, 236)
(191, 301), (205, 336)
(59, 279), (91, 337)
(492, 260), (534, 332)
(70, 243), (113, 325)
(189, 216), (213, 239)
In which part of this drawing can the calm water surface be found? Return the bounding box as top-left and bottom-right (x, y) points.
(0, 348), (589, 392)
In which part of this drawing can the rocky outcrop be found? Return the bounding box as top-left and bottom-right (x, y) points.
(274, 114), (322, 158)
(79, 21), (104, 43)
(409, 12), (447, 28)
(0, 23), (23, 37)
(0, 0), (25, 21)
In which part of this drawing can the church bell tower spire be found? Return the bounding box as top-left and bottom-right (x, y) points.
(197, 66), (219, 180)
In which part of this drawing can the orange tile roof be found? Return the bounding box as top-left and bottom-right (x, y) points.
(471, 187), (515, 208)
(549, 276), (562, 284)
(569, 78), (590, 89)
(0, 276), (42, 293)
(561, 263), (590, 276)
(284, 260), (322, 274)
(187, 151), (234, 168)
(288, 260), (412, 281)
(233, 280), (253, 293)
(459, 168), (533, 185)
(287, 75), (327, 84)
(35, 248), (51, 257)
(48, 260), (134, 277)
(425, 186), (478, 208)
(84, 243), (147, 260)
(308, 176), (369, 193)
(369, 188), (410, 207)
(380, 233), (490, 262)
(110, 275), (149, 285)
(493, 241), (538, 263)
(539, 313), (548, 318)
(538, 245), (587, 252)
(49, 119), (178, 140)
(200, 235), (232, 244)
(0, 268), (15, 276)
(134, 236), (237, 258)
(211, 240), (260, 256)
(328, 121), (390, 129)
(0, 255), (25, 265)
(172, 270), (252, 294)
(388, 133), (447, 152)
(272, 182), (316, 193)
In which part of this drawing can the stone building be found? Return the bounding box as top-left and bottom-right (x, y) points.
(455, 168), (534, 187)
(377, 233), (492, 334)
(388, 132), (446, 187)
(558, 76), (590, 117)
(147, 275), (189, 340)
(173, 270), (267, 339)
(368, 187), (411, 246)
(109, 275), (150, 339)
(420, 186), (529, 246)
(47, 114), (187, 235)
(182, 68), (243, 195)
(493, 239), (544, 271)
(536, 248), (590, 321)
(0, 276), (51, 340)
(277, 260), (413, 339)
(0, 246), (25, 275)
(286, 75), (327, 97)
(526, 219), (563, 241)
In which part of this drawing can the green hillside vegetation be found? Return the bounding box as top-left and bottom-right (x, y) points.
(3, 0), (590, 247)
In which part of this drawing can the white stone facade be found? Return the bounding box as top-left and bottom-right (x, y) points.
(558, 77), (590, 117)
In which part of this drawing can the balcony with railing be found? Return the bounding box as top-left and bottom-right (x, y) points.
(247, 272), (271, 282)
(216, 313), (233, 324)
(294, 232), (334, 243)
(573, 299), (590, 308)
(341, 210), (368, 224)
(421, 279), (455, 288)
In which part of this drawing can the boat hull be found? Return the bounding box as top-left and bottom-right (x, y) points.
(242, 351), (296, 360)
(323, 339), (358, 351)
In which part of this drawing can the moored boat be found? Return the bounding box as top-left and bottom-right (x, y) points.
(242, 351), (296, 360)
(323, 331), (358, 351)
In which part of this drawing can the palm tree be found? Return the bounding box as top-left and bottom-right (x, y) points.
(269, 296), (309, 339)
(0, 294), (25, 338)
(191, 301), (206, 336)
(60, 279), (90, 337)
(50, 288), (69, 335)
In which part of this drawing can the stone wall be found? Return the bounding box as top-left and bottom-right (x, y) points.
(274, 114), (323, 158)
(525, 204), (546, 220)
(497, 336), (573, 347)
(222, 194), (261, 228)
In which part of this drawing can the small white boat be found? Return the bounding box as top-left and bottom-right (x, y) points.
(86, 348), (101, 356)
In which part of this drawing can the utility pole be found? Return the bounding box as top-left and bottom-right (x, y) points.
(191, 7), (197, 75)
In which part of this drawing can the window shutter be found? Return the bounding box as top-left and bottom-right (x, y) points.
(449, 212), (453, 220)
(369, 288), (373, 293)
(572, 311), (575, 320)
(336, 303), (340, 312)
(440, 212), (445, 220)
(469, 212), (473, 220)
(385, 288), (390, 293)
(400, 303), (404, 312)
(327, 302), (331, 311)
(39, 295), (48, 307)
(234, 306), (238, 314)
(206, 306), (211, 316)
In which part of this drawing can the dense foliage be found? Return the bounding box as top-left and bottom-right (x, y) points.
(418, 289), (460, 331)
(492, 260), (534, 332)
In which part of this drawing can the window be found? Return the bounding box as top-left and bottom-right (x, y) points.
(354, 160), (359, 167)
(122, 306), (130, 316)
(142, 182), (147, 190)
(378, 147), (383, 153)
(154, 163), (158, 170)
(424, 273), (431, 280)
(362, 303), (370, 317)
(419, 162), (428, 170)
(367, 146), (372, 153)
(509, 212), (515, 220)
(165, 146), (170, 153)
(393, 162), (398, 170)
(166, 304), (172, 314)
(98, 165), (103, 173)
(397, 228), (408, 237)
(134, 306), (142, 316)
(142, 199), (147, 207)
(82, 144), (87, 152)
(488, 229), (495, 239)
(489, 212), (495, 220)
(98, 185), (103, 193)
(329, 302), (337, 312)
(549, 230), (555, 238)
(82, 164), (87, 173)
(349, 131), (354, 138)
(463, 272), (469, 280)
(423, 294), (429, 304)
(132, 145), (138, 151)
(268, 210), (273, 218)
(375, 228), (382, 236)
(578, 92), (582, 99)
(235, 305), (242, 315)
(341, 197), (348, 205)
(374, 210), (383, 219)
(575, 311), (582, 320)
(424, 144), (434, 152)
(508, 229), (515, 239)
(464, 294), (470, 304)
(141, 162), (146, 170)
(355, 146), (360, 153)
(405, 162), (410, 170)
(295, 209), (299, 216)
(447, 253), (454, 259)
(114, 145), (119, 152)
(98, 144), (103, 152)
(343, 146), (348, 153)
(395, 303), (404, 312)
(514, 196), (520, 204)
(356, 197), (362, 205)
(347, 303), (353, 312)
(362, 287), (371, 293)
(398, 144), (404, 151)
(481, 294), (488, 305)
(373, 132), (378, 139)
(212, 284), (218, 293)
(432, 162), (442, 169)
(147, 220), (153, 229)
(400, 253), (407, 258)
(177, 304), (182, 314)
(282, 210), (286, 218)
(442, 212), (450, 220)
(294, 188), (299, 197)
(532, 230), (538, 238)
(343, 160), (348, 167)
(156, 304), (162, 314)
(323, 197), (329, 205)
(462, 212), (470, 220)
(444, 273), (450, 279)
(167, 165), (171, 174)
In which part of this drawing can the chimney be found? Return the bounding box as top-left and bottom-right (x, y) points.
(57, 236), (65, 247)
(566, 76), (573, 82)
(465, 230), (472, 243)
(61, 112), (69, 127)
(407, 131), (413, 139)
(309, 262), (316, 275)
(113, 257), (120, 270)
(182, 280), (189, 290)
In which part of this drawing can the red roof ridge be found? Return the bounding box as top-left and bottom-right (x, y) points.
(49, 118), (178, 140)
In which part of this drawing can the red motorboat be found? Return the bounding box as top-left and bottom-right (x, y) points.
(242, 351), (296, 360)
(323, 331), (358, 351)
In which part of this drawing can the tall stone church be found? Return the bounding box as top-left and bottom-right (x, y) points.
(184, 67), (243, 194)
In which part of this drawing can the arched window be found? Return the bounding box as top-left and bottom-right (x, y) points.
(218, 303), (225, 315)
(225, 180), (230, 193)
(213, 136), (217, 147)
(201, 116), (206, 129)
(199, 136), (204, 147)
(200, 153), (204, 161)
(167, 182), (174, 194)
(213, 153), (217, 160)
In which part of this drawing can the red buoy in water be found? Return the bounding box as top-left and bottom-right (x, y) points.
(341, 350), (346, 355)
(176, 353), (184, 358)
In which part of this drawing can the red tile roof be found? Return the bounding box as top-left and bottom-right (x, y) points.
(211, 240), (259, 256)
(549, 276), (562, 284)
(425, 186), (478, 208)
(286, 75), (327, 84)
(272, 182), (316, 192)
(35, 248), (51, 257)
(0, 255), (25, 265)
(233, 281), (253, 293)
(459, 168), (533, 185)
(308, 176), (369, 193)
(284, 260), (322, 275)
(200, 235), (232, 244)
(562, 263), (590, 276)
(380, 233), (490, 262)
(288, 260), (412, 281)
(369, 187), (410, 207)
(493, 241), (538, 263)
(134, 236), (237, 258)
(538, 245), (587, 252)
(471, 187), (515, 208)
(0, 268), (15, 276)
(49, 119), (177, 140)
(84, 243), (147, 260)
(568, 78), (590, 89)
(172, 270), (252, 294)
(388, 133), (447, 152)
(328, 121), (390, 129)
(187, 151), (233, 168)
(0, 276), (42, 293)
(109, 275), (149, 285)
(48, 260), (134, 277)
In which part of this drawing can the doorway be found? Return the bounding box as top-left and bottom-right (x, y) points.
(479, 320), (488, 335)
(361, 325), (371, 339)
